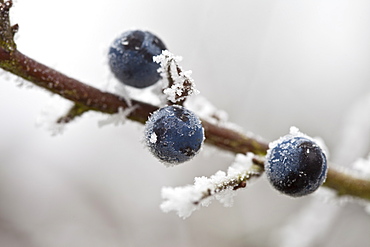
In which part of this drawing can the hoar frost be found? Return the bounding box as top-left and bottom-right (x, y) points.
(352, 155), (370, 179)
(153, 50), (199, 103)
(269, 126), (329, 157)
(35, 97), (73, 136)
(160, 153), (262, 218)
(98, 106), (137, 127)
(351, 155), (370, 215)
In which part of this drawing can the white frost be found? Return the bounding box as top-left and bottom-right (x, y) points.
(149, 132), (157, 144)
(160, 153), (256, 219)
(35, 96), (73, 136)
(268, 126), (329, 158)
(352, 155), (370, 179)
(185, 95), (266, 145)
(351, 154), (370, 215)
(184, 95), (228, 124)
(154, 50), (199, 103)
(98, 106), (137, 127)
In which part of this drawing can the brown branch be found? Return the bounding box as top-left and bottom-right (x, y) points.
(203, 122), (269, 155)
(0, 48), (268, 154)
(323, 167), (370, 201)
(1, 0), (370, 203)
(1, 48), (157, 124)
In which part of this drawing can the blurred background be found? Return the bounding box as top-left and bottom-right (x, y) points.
(1, 0), (370, 246)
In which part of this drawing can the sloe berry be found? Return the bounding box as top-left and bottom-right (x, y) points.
(108, 30), (166, 88)
(144, 105), (204, 165)
(265, 135), (328, 197)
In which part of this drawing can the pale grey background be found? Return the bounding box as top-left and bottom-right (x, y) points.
(1, 0), (370, 246)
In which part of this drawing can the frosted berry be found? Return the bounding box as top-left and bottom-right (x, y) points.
(145, 105), (204, 165)
(265, 135), (327, 197)
(108, 30), (166, 88)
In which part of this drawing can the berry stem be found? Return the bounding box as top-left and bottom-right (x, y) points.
(1, 1), (370, 203)
(156, 50), (198, 105)
(164, 60), (179, 106)
(165, 61), (191, 106)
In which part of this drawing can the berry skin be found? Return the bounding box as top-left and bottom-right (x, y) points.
(144, 105), (204, 165)
(108, 30), (167, 88)
(265, 135), (328, 197)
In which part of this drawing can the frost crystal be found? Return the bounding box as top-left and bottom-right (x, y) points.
(35, 97), (73, 136)
(269, 126), (329, 158)
(184, 95), (228, 124)
(160, 153), (261, 219)
(98, 106), (137, 127)
(154, 50), (199, 103)
(351, 154), (370, 215)
(185, 95), (266, 146)
(352, 155), (370, 179)
(149, 132), (157, 143)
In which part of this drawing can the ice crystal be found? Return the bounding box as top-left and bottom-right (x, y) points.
(35, 97), (73, 136)
(154, 50), (199, 103)
(184, 95), (228, 124)
(268, 126), (329, 158)
(352, 155), (370, 179)
(98, 106), (137, 127)
(160, 153), (261, 218)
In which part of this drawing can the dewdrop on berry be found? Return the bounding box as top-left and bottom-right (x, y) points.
(144, 105), (204, 166)
(264, 128), (328, 197)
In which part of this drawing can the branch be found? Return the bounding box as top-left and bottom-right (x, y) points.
(0, 48), (268, 153)
(324, 167), (370, 201)
(1, 0), (370, 203)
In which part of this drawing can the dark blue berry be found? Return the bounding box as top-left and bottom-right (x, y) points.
(265, 135), (328, 197)
(145, 105), (204, 165)
(108, 30), (167, 88)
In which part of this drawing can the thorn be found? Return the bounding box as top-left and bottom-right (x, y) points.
(11, 23), (18, 35)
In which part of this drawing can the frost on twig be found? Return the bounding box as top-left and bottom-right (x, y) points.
(352, 155), (370, 214)
(160, 153), (263, 219)
(153, 50), (199, 105)
(98, 105), (137, 127)
(35, 97), (74, 136)
(352, 155), (370, 179)
(185, 95), (228, 125)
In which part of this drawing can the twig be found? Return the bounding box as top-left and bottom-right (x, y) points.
(57, 104), (90, 124)
(155, 51), (199, 106)
(194, 162), (264, 205)
(161, 153), (265, 218)
(324, 167), (370, 201)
